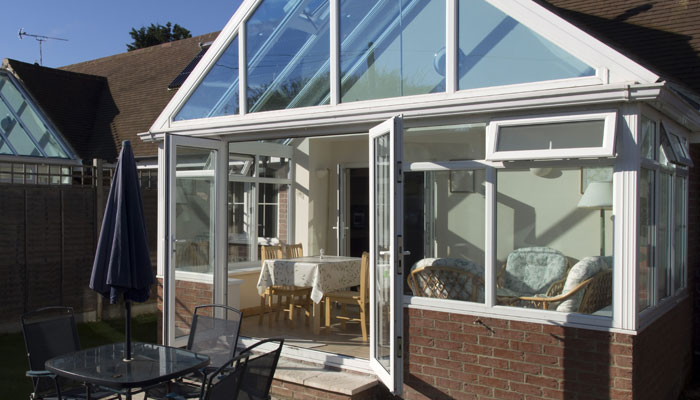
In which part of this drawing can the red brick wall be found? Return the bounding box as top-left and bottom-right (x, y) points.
(403, 301), (691, 400)
(634, 298), (692, 400)
(156, 277), (213, 343)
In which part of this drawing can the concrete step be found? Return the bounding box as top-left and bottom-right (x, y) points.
(270, 357), (392, 400)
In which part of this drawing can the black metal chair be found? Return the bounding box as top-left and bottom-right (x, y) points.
(145, 304), (243, 399)
(21, 306), (118, 400)
(199, 353), (250, 400)
(237, 338), (284, 400)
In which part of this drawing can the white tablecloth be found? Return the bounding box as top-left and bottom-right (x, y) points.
(257, 256), (362, 303)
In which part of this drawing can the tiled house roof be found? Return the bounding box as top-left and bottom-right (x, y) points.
(539, 0), (700, 96)
(59, 32), (220, 160)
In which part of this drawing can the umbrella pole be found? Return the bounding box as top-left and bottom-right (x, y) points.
(125, 300), (132, 361)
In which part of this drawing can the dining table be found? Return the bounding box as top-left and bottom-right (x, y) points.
(257, 255), (362, 334)
(44, 342), (210, 399)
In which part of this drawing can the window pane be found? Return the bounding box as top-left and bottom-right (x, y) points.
(458, 0), (594, 90)
(258, 155), (290, 179)
(229, 153), (254, 177)
(404, 170), (486, 303)
(340, 0), (446, 103)
(258, 183), (287, 240)
(0, 100), (41, 156)
(638, 168), (653, 312)
(175, 36), (240, 120)
(175, 146), (216, 275)
(657, 172), (671, 300)
(640, 116), (655, 160)
(496, 167), (613, 316)
(228, 180), (254, 264)
(674, 176), (686, 291)
(246, 0), (330, 112)
(497, 120), (605, 152)
(404, 123), (485, 162)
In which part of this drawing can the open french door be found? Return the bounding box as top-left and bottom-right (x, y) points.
(164, 134), (226, 346)
(369, 116), (404, 394)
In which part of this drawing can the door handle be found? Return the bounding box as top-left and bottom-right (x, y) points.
(379, 250), (411, 256)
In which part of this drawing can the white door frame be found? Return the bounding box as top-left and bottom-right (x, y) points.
(163, 133), (226, 346)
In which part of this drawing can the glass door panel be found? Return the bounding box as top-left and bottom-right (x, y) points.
(166, 135), (224, 346)
(369, 116), (403, 393)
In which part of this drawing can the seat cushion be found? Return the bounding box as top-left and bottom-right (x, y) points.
(503, 247), (567, 296)
(556, 256), (610, 312)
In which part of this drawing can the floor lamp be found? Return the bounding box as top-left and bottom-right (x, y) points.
(578, 181), (613, 256)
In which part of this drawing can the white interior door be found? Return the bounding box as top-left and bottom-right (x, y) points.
(369, 116), (404, 394)
(164, 134), (225, 346)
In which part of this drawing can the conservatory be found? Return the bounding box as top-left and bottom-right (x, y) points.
(143, 0), (699, 396)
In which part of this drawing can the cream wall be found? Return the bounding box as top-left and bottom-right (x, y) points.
(496, 168), (610, 263)
(294, 135), (368, 256)
(232, 271), (265, 310)
(431, 170), (486, 266)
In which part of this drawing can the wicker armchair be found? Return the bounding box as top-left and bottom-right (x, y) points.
(408, 258), (484, 303)
(518, 256), (612, 313)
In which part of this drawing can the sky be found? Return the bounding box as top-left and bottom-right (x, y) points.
(0, 0), (243, 68)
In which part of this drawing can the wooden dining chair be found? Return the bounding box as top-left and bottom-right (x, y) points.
(285, 243), (304, 258)
(258, 244), (311, 328)
(324, 251), (370, 341)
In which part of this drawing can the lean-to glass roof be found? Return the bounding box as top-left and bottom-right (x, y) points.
(0, 72), (72, 159)
(174, 0), (596, 122)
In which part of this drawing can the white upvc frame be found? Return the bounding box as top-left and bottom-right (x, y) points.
(369, 116), (404, 394)
(486, 110), (618, 161)
(635, 105), (691, 330)
(660, 122), (694, 167)
(406, 157), (621, 330)
(162, 133), (227, 347)
(149, 0), (661, 135)
(226, 140), (294, 271)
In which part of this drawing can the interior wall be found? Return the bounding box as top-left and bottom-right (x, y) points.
(432, 170), (486, 266)
(496, 168), (610, 263)
(294, 135), (368, 256)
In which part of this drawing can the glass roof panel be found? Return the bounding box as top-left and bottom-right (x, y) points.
(175, 36), (240, 121)
(458, 0), (595, 90)
(173, 0), (599, 122)
(340, 0), (446, 102)
(0, 73), (72, 159)
(246, 0), (330, 112)
(0, 99), (41, 156)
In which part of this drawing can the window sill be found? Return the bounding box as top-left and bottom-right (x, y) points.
(404, 294), (635, 334)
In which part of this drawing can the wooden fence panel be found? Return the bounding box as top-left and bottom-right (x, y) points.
(25, 187), (62, 310)
(0, 187), (28, 323)
(62, 188), (98, 313)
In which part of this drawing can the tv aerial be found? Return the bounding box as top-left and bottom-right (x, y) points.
(18, 28), (68, 66)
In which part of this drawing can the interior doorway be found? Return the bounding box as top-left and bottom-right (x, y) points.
(347, 168), (369, 258)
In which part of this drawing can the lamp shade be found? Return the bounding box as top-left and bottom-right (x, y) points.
(578, 181), (612, 209)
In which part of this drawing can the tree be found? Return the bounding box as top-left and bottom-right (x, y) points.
(126, 22), (192, 51)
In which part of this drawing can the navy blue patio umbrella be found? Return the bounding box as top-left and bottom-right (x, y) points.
(90, 140), (155, 361)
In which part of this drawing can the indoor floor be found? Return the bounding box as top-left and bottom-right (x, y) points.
(239, 306), (369, 360)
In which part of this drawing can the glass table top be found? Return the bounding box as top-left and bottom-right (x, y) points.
(45, 342), (210, 389)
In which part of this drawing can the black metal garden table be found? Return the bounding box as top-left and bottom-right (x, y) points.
(45, 342), (210, 399)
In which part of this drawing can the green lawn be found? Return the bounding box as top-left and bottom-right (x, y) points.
(1, 313), (157, 399)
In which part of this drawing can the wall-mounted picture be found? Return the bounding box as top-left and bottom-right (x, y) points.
(450, 170), (474, 193)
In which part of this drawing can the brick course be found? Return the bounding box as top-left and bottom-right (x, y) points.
(403, 300), (691, 400)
